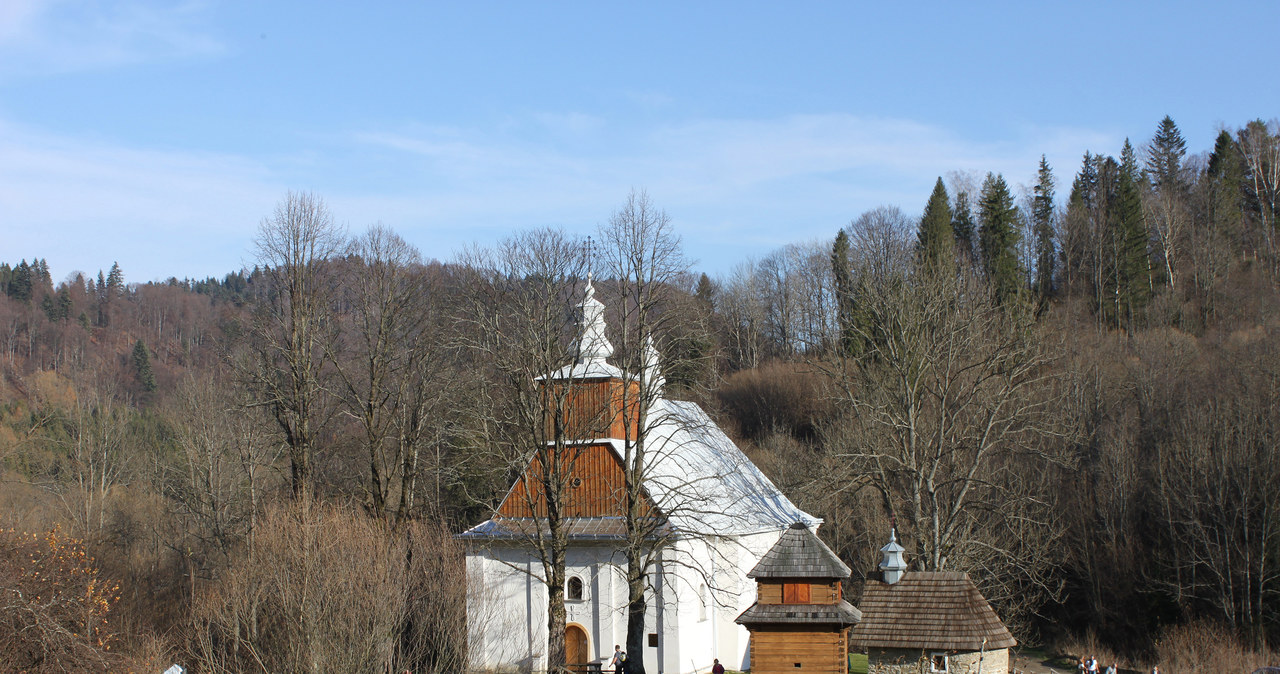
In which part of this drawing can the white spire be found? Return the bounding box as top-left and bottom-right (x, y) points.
(879, 527), (907, 585)
(573, 277), (614, 365)
(643, 334), (665, 395)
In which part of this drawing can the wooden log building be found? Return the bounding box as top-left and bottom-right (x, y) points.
(850, 531), (1016, 674)
(735, 522), (862, 674)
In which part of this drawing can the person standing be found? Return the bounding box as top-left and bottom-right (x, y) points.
(711, 658), (725, 674)
(609, 645), (625, 674)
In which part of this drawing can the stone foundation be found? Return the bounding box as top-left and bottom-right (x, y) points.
(867, 647), (1009, 674)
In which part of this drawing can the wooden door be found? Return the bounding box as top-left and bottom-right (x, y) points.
(566, 624), (589, 668)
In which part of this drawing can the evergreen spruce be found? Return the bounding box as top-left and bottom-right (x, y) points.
(917, 177), (954, 272)
(106, 262), (125, 297)
(95, 270), (109, 327)
(9, 260), (33, 304)
(1207, 129), (1246, 240)
(978, 173), (1024, 306)
(831, 229), (861, 356)
(1032, 156), (1057, 305)
(57, 286), (74, 321)
(694, 273), (716, 305)
(1145, 115), (1188, 193)
(952, 191), (976, 264)
(34, 258), (52, 290)
(133, 339), (157, 392)
(1114, 140), (1151, 327)
(1073, 152), (1100, 211)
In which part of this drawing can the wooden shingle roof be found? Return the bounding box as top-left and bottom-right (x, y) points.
(735, 600), (862, 626)
(850, 571), (1016, 651)
(747, 522), (852, 579)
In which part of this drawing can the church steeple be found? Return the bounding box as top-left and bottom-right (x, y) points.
(573, 276), (614, 365)
(537, 276), (624, 384)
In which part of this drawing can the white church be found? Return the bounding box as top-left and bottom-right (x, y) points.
(461, 280), (818, 674)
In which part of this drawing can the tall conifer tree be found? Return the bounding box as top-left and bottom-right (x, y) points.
(1145, 115), (1187, 192)
(1032, 156), (1057, 304)
(978, 173), (1023, 306)
(133, 340), (157, 392)
(831, 229), (862, 356)
(917, 177), (954, 272)
(952, 191), (976, 264)
(1114, 140), (1151, 327)
(8, 260), (32, 304)
(1207, 129), (1246, 240)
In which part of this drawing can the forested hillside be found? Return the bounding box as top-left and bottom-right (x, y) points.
(2, 116), (1278, 671)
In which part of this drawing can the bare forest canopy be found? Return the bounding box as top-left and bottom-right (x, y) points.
(2, 116), (1279, 671)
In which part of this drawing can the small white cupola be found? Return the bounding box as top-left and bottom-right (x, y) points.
(538, 277), (625, 383)
(574, 276), (614, 365)
(879, 528), (907, 585)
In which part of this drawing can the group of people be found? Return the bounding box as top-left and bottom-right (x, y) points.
(1078, 656), (1119, 674)
(608, 647), (724, 674)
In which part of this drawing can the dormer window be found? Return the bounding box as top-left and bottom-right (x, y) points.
(567, 575), (584, 601)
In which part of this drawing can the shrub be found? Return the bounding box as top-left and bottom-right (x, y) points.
(0, 526), (120, 672)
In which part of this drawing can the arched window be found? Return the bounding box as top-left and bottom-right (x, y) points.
(567, 575), (584, 601)
(698, 583), (708, 622)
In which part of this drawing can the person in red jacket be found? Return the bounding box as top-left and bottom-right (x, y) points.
(711, 658), (725, 674)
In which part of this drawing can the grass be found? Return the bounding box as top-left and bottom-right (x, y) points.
(849, 652), (868, 674)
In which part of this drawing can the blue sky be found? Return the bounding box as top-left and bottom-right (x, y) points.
(2, 1), (1277, 284)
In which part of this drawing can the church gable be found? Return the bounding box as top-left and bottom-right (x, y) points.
(496, 442), (658, 519)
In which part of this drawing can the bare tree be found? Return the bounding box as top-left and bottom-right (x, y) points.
(455, 227), (595, 673)
(165, 373), (277, 573)
(57, 376), (131, 539)
(718, 260), (768, 370)
(1237, 120), (1280, 275)
(821, 247), (1068, 627)
(599, 190), (691, 674)
(243, 191), (344, 499)
(328, 225), (449, 526)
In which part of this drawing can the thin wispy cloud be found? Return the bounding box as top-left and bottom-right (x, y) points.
(7, 109), (1117, 283)
(342, 113), (1117, 264)
(352, 112), (1116, 213)
(0, 0), (223, 79)
(0, 118), (279, 282)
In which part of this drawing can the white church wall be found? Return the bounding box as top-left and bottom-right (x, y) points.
(467, 548), (547, 672)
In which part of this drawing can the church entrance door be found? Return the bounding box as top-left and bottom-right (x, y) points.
(566, 624), (589, 669)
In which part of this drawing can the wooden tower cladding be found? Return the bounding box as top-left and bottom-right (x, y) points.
(543, 377), (641, 442)
(736, 523), (862, 674)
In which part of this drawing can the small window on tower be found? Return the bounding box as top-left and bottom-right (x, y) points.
(567, 576), (584, 601)
(648, 633), (658, 647)
(783, 582), (811, 604)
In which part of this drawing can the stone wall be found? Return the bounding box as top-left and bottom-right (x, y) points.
(867, 647), (1009, 674)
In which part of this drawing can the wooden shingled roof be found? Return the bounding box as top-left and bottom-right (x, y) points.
(736, 600), (862, 626)
(747, 522), (852, 579)
(850, 571), (1016, 651)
